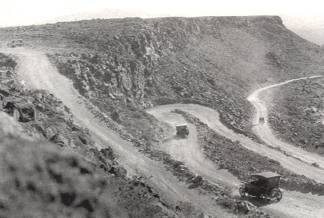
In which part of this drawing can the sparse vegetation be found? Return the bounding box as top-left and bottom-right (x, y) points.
(0, 54), (203, 218)
(266, 78), (324, 155)
(2, 16), (321, 138)
(1, 15), (324, 217)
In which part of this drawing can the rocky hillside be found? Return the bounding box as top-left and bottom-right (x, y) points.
(1, 16), (323, 138)
(266, 77), (324, 154)
(0, 54), (207, 218)
(1, 16), (324, 217)
(0, 118), (191, 218)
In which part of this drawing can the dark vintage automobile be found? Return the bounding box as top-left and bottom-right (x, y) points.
(176, 125), (189, 138)
(239, 172), (282, 201)
(259, 117), (265, 125)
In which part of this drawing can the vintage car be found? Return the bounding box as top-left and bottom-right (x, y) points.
(239, 172), (282, 201)
(176, 124), (189, 138)
(259, 117), (265, 125)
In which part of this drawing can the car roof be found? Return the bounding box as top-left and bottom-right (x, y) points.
(251, 172), (281, 179)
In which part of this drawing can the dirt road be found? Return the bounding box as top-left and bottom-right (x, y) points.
(149, 104), (324, 183)
(147, 108), (240, 188)
(148, 104), (324, 218)
(247, 76), (324, 168)
(4, 47), (324, 217)
(1, 48), (233, 217)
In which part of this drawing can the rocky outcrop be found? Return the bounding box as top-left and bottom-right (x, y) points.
(0, 53), (203, 218)
(40, 16), (322, 140)
(0, 136), (181, 218)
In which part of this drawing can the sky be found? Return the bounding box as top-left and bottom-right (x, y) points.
(1, 0), (324, 44)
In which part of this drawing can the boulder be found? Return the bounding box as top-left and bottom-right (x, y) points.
(50, 133), (70, 147)
(188, 176), (203, 189)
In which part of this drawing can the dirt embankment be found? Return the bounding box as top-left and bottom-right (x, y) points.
(0, 127), (180, 218)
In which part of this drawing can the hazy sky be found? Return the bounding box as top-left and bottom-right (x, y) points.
(1, 0), (324, 26)
(1, 0), (324, 43)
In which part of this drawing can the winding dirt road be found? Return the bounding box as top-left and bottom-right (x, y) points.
(148, 76), (324, 218)
(146, 108), (240, 188)
(2, 48), (233, 217)
(248, 76), (324, 168)
(148, 104), (324, 218)
(3, 47), (324, 217)
(149, 104), (324, 183)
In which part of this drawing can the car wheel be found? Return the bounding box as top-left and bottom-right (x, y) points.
(270, 188), (282, 201)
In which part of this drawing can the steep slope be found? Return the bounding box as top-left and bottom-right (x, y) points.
(2, 48), (268, 217)
(0, 118), (180, 218)
(0, 52), (211, 218)
(264, 77), (324, 155)
(1, 16), (324, 217)
(248, 76), (324, 161)
(1, 16), (323, 137)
